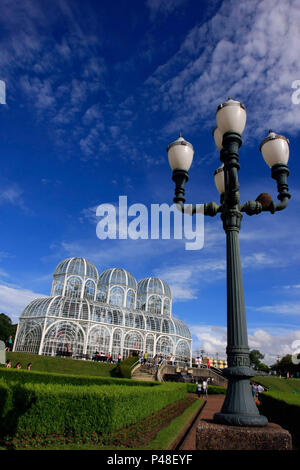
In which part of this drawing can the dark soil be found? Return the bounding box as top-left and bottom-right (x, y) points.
(106, 395), (197, 448)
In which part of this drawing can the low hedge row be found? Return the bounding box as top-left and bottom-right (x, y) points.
(0, 368), (156, 388)
(260, 392), (300, 449)
(186, 383), (227, 394)
(115, 356), (140, 379)
(0, 379), (187, 438)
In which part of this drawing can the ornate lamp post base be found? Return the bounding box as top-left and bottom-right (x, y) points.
(213, 368), (268, 427)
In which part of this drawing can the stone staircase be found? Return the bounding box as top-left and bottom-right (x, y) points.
(132, 364), (156, 381)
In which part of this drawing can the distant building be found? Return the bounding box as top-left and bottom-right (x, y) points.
(14, 257), (192, 363)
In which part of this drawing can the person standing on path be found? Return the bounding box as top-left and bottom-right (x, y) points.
(196, 382), (202, 398)
(202, 379), (208, 397)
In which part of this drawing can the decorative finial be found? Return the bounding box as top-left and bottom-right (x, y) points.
(179, 132), (182, 138)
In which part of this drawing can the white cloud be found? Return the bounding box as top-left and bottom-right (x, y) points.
(143, 0), (300, 139)
(191, 323), (300, 364)
(0, 283), (45, 322)
(0, 184), (26, 211)
(252, 302), (300, 316)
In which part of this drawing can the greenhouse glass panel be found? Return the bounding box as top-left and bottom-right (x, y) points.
(84, 280), (95, 301)
(163, 298), (170, 315)
(87, 325), (110, 356)
(148, 295), (162, 315)
(52, 276), (64, 296)
(134, 314), (145, 329)
(42, 321), (84, 357)
(156, 336), (173, 358)
(96, 285), (107, 302)
(112, 329), (122, 360)
(126, 289), (136, 309)
(80, 301), (89, 320)
(65, 277), (82, 299)
(123, 331), (143, 358)
(137, 294), (146, 311)
(14, 320), (42, 353)
(109, 286), (124, 307)
(175, 340), (190, 360)
(145, 334), (154, 360)
(125, 312), (134, 327)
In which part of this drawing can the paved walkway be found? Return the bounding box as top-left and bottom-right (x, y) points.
(179, 395), (225, 450)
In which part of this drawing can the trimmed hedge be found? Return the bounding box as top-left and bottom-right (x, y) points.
(0, 368), (156, 388)
(260, 392), (300, 449)
(115, 356), (140, 379)
(186, 383), (227, 394)
(0, 380), (187, 438)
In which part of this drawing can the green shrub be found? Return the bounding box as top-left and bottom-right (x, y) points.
(0, 381), (187, 438)
(0, 368), (156, 388)
(186, 383), (226, 394)
(260, 392), (300, 449)
(0, 378), (12, 419)
(116, 356), (140, 379)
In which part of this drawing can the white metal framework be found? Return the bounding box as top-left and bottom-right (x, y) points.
(14, 258), (192, 363)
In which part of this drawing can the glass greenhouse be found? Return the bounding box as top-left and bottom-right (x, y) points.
(14, 258), (192, 363)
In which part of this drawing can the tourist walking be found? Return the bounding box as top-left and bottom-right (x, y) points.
(143, 351), (148, 365)
(196, 382), (202, 398)
(6, 335), (13, 351)
(257, 384), (264, 402)
(202, 379), (208, 397)
(5, 360), (11, 368)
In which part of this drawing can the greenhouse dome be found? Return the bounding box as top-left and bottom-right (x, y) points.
(137, 277), (172, 316)
(14, 258), (192, 364)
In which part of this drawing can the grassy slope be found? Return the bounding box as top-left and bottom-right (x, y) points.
(6, 351), (116, 377)
(252, 376), (300, 394)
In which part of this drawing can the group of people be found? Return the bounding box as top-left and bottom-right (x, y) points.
(5, 360), (32, 370)
(196, 379), (209, 398)
(195, 357), (211, 368)
(251, 382), (265, 403)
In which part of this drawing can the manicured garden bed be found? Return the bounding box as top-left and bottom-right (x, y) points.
(0, 395), (203, 450)
(0, 375), (187, 439)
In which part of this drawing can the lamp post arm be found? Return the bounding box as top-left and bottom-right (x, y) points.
(174, 200), (223, 217)
(172, 169), (223, 216)
(240, 163), (291, 215)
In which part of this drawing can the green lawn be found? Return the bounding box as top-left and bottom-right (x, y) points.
(5, 351), (116, 377)
(252, 376), (300, 394)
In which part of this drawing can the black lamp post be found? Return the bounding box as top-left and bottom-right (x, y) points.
(167, 97), (291, 427)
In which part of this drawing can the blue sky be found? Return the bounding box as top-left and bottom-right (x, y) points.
(0, 0), (300, 364)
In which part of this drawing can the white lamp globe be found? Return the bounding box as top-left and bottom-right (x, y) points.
(212, 126), (223, 150)
(214, 164), (225, 195)
(260, 130), (290, 168)
(216, 97), (247, 136)
(167, 133), (194, 172)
